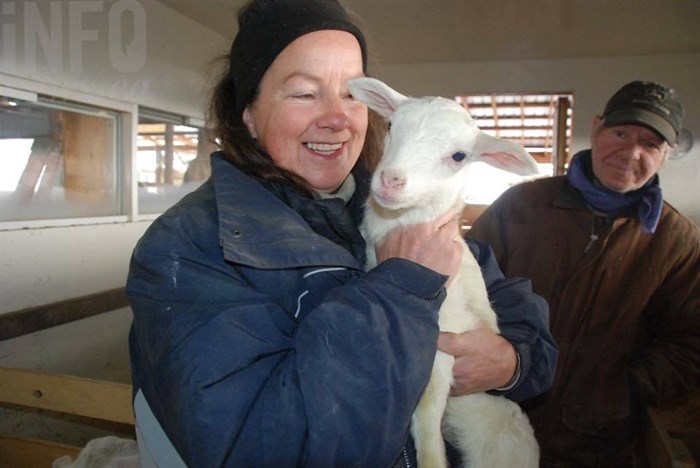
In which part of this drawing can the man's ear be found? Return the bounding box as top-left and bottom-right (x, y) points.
(242, 107), (257, 138)
(590, 115), (604, 143)
(661, 144), (673, 165)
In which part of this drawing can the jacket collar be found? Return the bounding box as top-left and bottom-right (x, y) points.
(553, 170), (642, 235)
(211, 153), (362, 270)
(552, 175), (589, 211)
(554, 151), (659, 229)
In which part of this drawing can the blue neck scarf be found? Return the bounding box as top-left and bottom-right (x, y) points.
(566, 150), (663, 234)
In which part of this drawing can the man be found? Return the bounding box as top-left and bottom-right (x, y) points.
(469, 80), (700, 467)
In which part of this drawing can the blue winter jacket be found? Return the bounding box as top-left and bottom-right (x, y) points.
(127, 153), (557, 467)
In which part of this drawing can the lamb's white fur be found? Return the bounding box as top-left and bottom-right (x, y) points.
(347, 77), (540, 468)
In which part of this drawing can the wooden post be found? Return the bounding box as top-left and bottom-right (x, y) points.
(164, 123), (174, 185)
(552, 96), (571, 176)
(62, 112), (114, 205)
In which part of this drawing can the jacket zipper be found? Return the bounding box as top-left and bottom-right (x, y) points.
(584, 214), (608, 254)
(584, 234), (599, 253)
(542, 212), (605, 443)
(401, 447), (412, 468)
(542, 213), (621, 445)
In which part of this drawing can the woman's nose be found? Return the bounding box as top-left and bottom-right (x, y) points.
(317, 96), (350, 130)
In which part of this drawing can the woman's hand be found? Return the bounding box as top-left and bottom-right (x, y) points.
(437, 327), (518, 395)
(375, 209), (462, 282)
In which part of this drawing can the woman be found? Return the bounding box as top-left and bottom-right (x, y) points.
(126, 1), (557, 466)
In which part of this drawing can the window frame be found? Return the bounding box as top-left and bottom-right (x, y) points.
(0, 74), (136, 230)
(456, 91), (574, 173)
(453, 91), (574, 207)
(135, 106), (210, 218)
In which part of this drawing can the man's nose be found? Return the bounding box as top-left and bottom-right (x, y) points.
(621, 140), (644, 160)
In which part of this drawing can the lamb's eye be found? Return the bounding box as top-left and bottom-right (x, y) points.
(452, 151), (467, 162)
(387, 121), (392, 131)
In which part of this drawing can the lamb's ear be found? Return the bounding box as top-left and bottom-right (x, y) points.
(347, 77), (408, 120)
(474, 131), (540, 176)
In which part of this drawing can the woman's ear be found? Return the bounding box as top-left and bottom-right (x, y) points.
(242, 107), (258, 138)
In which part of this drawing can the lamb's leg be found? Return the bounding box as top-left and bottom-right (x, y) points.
(442, 393), (539, 468)
(412, 350), (454, 468)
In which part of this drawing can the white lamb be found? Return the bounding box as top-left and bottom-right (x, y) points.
(347, 77), (540, 468)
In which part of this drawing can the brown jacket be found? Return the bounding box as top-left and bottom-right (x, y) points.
(470, 175), (700, 467)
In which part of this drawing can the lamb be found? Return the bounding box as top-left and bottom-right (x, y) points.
(347, 76), (541, 468)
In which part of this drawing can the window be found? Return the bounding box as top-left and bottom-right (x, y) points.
(0, 93), (122, 222)
(0, 80), (211, 229)
(136, 108), (215, 214)
(455, 92), (573, 204)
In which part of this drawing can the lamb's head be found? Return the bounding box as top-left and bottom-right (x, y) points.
(347, 77), (539, 215)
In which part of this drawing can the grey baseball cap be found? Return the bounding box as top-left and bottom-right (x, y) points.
(602, 80), (684, 144)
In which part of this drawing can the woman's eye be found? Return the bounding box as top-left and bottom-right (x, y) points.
(452, 151), (467, 162)
(292, 93), (314, 100)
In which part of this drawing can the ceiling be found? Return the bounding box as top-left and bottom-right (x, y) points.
(157, 0), (700, 64)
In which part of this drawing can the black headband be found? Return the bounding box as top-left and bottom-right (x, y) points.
(229, 0), (368, 120)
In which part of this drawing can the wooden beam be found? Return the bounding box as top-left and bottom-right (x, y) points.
(0, 367), (135, 468)
(0, 435), (82, 468)
(0, 288), (129, 341)
(0, 367), (134, 425)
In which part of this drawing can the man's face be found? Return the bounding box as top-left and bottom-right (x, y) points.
(589, 116), (671, 193)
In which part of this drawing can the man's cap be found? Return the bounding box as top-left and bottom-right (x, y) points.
(602, 80), (684, 144)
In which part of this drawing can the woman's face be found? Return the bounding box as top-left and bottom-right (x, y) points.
(243, 30), (368, 194)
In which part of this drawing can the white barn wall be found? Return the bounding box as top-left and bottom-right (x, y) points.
(0, 0), (229, 316)
(0, 2), (229, 442)
(376, 53), (700, 225)
(0, 0), (229, 117)
(0, 9), (231, 439)
(0, 222), (150, 313)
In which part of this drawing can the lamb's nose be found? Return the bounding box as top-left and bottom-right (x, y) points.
(380, 169), (406, 190)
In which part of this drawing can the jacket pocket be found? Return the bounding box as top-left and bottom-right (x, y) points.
(561, 403), (631, 437)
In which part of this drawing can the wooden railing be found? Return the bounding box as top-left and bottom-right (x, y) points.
(0, 367), (134, 468)
(0, 288), (129, 341)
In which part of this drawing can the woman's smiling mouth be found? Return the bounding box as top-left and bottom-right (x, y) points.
(305, 142), (343, 156)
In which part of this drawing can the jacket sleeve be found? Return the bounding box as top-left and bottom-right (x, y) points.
(465, 237), (558, 402)
(468, 198), (511, 269)
(629, 226), (700, 407)
(127, 212), (446, 467)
